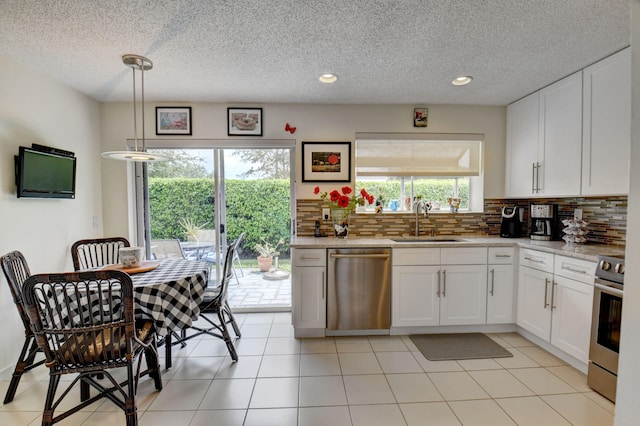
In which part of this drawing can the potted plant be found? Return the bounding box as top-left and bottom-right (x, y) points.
(254, 238), (285, 272)
(179, 218), (208, 242)
(314, 185), (375, 237)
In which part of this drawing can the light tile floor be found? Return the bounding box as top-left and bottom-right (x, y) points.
(0, 313), (615, 425)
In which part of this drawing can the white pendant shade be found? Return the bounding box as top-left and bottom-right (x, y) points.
(102, 54), (167, 162)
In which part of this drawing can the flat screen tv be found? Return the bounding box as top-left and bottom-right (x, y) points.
(15, 145), (76, 199)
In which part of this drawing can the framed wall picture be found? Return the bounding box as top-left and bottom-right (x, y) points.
(302, 141), (351, 182)
(414, 107), (428, 127)
(156, 107), (192, 135)
(228, 107), (263, 136)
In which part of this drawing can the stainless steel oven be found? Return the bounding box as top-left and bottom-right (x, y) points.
(587, 255), (624, 402)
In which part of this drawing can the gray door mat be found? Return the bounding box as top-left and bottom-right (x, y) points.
(409, 333), (513, 361)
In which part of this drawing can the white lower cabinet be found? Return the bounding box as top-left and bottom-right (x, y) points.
(392, 247), (488, 327)
(439, 264), (488, 325)
(517, 249), (596, 363)
(487, 247), (516, 324)
(517, 265), (553, 340)
(550, 275), (594, 362)
(292, 249), (326, 333)
(392, 265), (440, 326)
(487, 264), (515, 324)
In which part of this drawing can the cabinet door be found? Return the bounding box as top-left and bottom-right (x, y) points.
(392, 265), (440, 327)
(551, 276), (594, 363)
(582, 48), (630, 195)
(487, 264), (515, 324)
(538, 71), (583, 196)
(517, 266), (552, 341)
(440, 265), (488, 326)
(506, 91), (540, 197)
(292, 266), (326, 329)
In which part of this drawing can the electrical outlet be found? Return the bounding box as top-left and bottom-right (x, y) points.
(574, 208), (583, 220)
(322, 208), (330, 221)
(92, 215), (99, 228)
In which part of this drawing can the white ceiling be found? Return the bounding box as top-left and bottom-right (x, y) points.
(0, 0), (630, 106)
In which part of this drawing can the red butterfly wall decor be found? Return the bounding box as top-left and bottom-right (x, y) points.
(285, 123), (296, 134)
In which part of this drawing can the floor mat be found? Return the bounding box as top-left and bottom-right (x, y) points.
(409, 333), (513, 361)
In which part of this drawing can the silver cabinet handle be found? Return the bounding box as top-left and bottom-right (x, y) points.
(551, 280), (557, 310)
(442, 270), (447, 297)
(495, 254), (512, 258)
(524, 256), (545, 263)
(535, 162), (541, 193)
(490, 269), (495, 296)
(300, 256), (322, 261)
(322, 271), (325, 300)
(436, 270), (441, 297)
(532, 162), (536, 194)
(543, 278), (549, 308)
(561, 264), (587, 274)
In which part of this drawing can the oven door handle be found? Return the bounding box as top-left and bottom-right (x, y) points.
(595, 282), (624, 297)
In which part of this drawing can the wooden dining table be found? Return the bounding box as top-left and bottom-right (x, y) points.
(129, 258), (210, 367)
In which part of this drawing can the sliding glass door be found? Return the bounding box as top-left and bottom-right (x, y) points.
(134, 139), (295, 310)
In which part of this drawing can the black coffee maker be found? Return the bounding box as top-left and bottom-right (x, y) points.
(500, 206), (522, 238)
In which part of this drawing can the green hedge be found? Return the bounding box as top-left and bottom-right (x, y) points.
(358, 179), (469, 209)
(149, 178), (291, 256)
(149, 177), (468, 256)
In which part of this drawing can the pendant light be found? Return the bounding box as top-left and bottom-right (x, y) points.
(102, 54), (168, 162)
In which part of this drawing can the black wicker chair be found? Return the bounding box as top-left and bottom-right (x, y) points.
(169, 235), (242, 362)
(71, 237), (130, 270)
(22, 270), (162, 425)
(0, 250), (45, 404)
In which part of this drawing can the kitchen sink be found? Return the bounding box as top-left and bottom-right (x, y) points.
(391, 238), (466, 243)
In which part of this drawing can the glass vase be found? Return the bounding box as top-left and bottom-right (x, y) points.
(331, 209), (350, 238)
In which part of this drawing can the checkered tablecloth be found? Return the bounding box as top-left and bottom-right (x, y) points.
(132, 259), (209, 336)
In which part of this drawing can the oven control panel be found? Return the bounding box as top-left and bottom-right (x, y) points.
(596, 255), (625, 285)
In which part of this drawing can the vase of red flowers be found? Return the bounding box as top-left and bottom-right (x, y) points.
(314, 185), (375, 238)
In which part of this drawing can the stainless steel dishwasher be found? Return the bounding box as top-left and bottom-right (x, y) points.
(327, 248), (391, 331)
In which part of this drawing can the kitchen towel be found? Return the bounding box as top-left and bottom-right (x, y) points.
(410, 333), (513, 361)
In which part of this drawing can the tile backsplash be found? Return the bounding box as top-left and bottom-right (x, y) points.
(296, 196), (627, 247)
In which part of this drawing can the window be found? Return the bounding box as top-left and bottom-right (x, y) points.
(355, 133), (484, 212)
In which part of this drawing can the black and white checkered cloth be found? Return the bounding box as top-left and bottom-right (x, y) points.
(132, 259), (209, 336)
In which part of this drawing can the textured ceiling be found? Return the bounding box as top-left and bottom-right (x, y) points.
(0, 0), (630, 105)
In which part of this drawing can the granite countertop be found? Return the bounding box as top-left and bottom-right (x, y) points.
(290, 235), (625, 262)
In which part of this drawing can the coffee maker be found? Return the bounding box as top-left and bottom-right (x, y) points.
(530, 204), (558, 240)
(500, 206), (523, 238)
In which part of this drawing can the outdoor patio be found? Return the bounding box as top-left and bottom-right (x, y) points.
(225, 266), (292, 311)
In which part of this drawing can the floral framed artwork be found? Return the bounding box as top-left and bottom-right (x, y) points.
(156, 107), (192, 135)
(302, 141), (351, 182)
(228, 107), (263, 136)
(414, 107), (428, 127)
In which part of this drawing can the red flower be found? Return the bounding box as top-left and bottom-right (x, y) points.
(341, 186), (352, 195)
(337, 195), (350, 208)
(313, 186), (320, 195)
(329, 190), (340, 202)
(328, 154), (340, 165)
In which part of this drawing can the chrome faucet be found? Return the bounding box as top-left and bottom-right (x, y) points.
(414, 199), (430, 236)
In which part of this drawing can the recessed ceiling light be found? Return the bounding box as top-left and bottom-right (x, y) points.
(319, 73), (338, 83)
(452, 76), (473, 86)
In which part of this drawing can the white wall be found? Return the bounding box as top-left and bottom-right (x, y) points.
(100, 102), (506, 237)
(615, 1), (640, 424)
(0, 54), (103, 376)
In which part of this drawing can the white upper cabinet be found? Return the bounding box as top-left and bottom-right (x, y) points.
(582, 48), (631, 195)
(505, 72), (582, 197)
(506, 91), (539, 197)
(538, 71), (583, 196)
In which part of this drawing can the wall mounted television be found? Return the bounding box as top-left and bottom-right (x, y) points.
(15, 145), (77, 199)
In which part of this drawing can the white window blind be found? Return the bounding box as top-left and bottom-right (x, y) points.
(355, 133), (483, 177)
